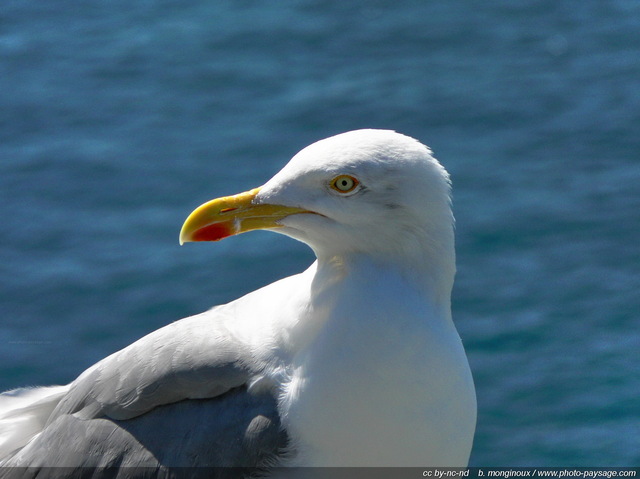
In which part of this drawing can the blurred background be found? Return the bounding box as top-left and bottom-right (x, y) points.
(1, 0), (638, 466)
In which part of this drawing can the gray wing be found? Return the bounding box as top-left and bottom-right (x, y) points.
(1, 310), (289, 475)
(52, 310), (257, 421)
(3, 387), (286, 477)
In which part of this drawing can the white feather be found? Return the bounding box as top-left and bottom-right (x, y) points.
(0, 385), (68, 463)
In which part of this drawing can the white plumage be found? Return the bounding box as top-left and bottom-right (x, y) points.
(0, 129), (476, 473)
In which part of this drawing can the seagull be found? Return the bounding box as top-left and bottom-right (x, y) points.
(0, 129), (476, 475)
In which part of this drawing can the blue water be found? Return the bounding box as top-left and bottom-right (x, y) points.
(1, 0), (639, 466)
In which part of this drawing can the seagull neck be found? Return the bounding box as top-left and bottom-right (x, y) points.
(314, 249), (454, 313)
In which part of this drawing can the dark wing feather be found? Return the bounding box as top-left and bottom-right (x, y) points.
(1, 309), (289, 475)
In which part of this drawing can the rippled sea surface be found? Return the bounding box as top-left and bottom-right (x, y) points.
(1, 0), (639, 466)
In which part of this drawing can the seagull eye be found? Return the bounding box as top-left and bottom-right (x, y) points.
(330, 175), (359, 194)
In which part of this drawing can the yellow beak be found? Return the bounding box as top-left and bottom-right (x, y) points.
(179, 187), (311, 244)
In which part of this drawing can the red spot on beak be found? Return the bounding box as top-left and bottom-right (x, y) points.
(191, 223), (232, 242)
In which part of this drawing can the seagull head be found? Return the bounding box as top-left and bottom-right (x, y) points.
(180, 129), (455, 294)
